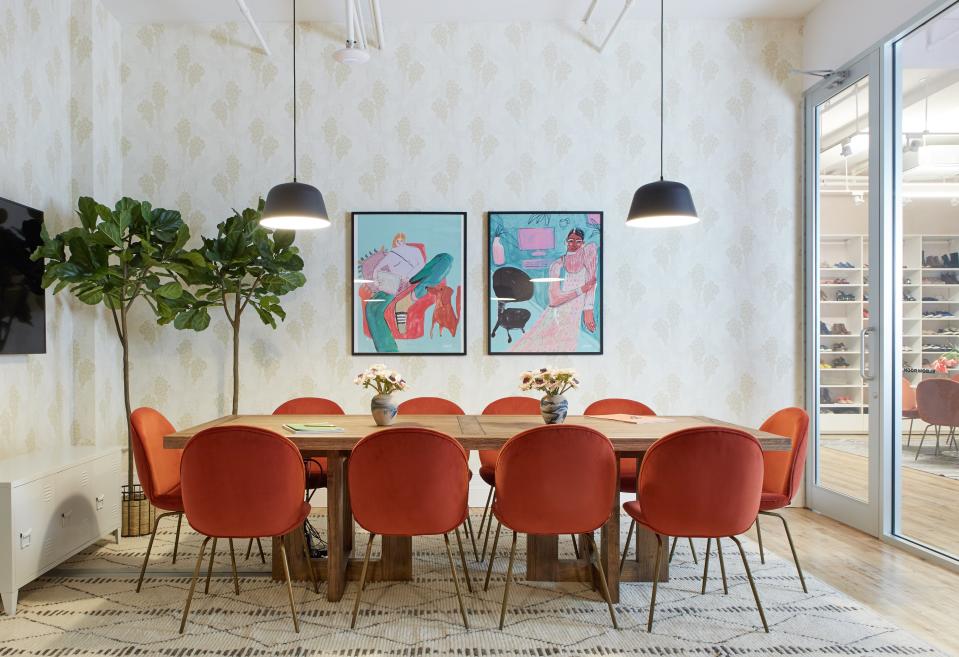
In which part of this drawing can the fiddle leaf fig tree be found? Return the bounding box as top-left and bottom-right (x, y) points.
(171, 199), (305, 414)
(31, 197), (200, 490)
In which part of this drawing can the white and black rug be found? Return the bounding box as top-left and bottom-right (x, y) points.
(0, 513), (946, 656)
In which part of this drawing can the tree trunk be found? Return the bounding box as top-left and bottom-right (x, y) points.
(120, 305), (133, 490)
(231, 295), (241, 415)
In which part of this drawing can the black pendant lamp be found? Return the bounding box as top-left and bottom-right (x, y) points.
(261, 0), (330, 230)
(626, 0), (698, 228)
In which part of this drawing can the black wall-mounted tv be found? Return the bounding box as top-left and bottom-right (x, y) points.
(0, 197), (46, 354)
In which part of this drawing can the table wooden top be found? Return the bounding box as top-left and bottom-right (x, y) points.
(164, 414), (790, 454)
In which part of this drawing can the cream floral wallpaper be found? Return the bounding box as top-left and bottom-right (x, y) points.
(1, 9), (805, 470)
(119, 19), (804, 435)
(0, 0), (123, 460)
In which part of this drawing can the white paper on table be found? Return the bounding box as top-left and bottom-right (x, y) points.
(591, 414), (675, 424)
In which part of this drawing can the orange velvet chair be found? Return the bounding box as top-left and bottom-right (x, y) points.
(395, 396), (479, 558)
(397, 396), (465, 415)
(625, 426), (767, 633)
(902, 377), (919, 447)
(130, 407), (188, 593)
(751, 407), (809, 595)
(348, 428), (472, 628)
(178, 426), (317, 634)
(915, 379), (959, 459)
(484, 425), (619, 629)
(477, 396), (542, 562)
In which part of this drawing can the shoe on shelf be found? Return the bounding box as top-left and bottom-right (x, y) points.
(832, 342), (846, 352)
(831, 357), (849, 368)
(821, 321), (831, 335)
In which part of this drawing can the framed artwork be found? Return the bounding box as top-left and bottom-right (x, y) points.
(488, 211), (602, 355)
(352, 211), (467, 355)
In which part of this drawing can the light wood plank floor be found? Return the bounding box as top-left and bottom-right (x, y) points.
(762, 508), (959, 656)
(818, 445), (959, 557)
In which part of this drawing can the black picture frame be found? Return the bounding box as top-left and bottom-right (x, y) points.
(487, 211), (603, 356)
(351, 211), (467, 356)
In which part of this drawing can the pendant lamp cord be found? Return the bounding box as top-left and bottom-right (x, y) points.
(659, 0), (664, 181)
(292, 0), (298, 182)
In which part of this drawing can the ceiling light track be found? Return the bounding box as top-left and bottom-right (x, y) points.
(234, 0), (271, 57)
(334, 0), (384, 64)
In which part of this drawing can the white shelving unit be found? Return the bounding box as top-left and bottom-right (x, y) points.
(819, 234), (959, 434)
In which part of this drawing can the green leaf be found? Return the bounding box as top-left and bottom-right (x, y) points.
(77, 286), (104, 305)
(77, 197), (98, 230)
(97, 222), (123, 247)
(154, 282), (183, 299)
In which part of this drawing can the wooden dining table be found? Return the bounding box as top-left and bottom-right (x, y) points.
(165, 414), (789, 602)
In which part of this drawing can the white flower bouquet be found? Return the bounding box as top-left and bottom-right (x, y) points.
(519, 367), (580, 397)
(354, 363), (409, 395)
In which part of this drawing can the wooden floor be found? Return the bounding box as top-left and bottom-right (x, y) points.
(763, 508), (959, 656)
(818, 444), (959, 558)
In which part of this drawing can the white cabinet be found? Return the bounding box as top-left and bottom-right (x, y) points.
(0, 447), (121, 616)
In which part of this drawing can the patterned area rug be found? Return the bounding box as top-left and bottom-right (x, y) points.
(0, 512), (946, 656)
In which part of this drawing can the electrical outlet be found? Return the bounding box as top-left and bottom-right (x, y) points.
(96, 494), (105, 510)
(19, 529), (31, 549)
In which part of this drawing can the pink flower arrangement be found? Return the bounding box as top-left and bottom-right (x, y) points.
(933, 355), (959, 374)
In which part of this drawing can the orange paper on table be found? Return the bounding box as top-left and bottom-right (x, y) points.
(591, 414), (674, 424)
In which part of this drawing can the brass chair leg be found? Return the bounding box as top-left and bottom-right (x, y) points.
(444, 534), (470, 629)
(179, 535), (211, 634)
(351, 533), (376, 629)
(729, 535), (768, 632)
(716, 537), (728, 595)
(761, 510), (807, 593)
(906, 417), (915, 447)
(585, 534), (619, 629)
(484, 520), (502, 591)
(700, 537), (712, 594)
(301, 532), (320, 594)
(646, 533), (663, 632)
(245, 538), (254, 560)
(228, 538), (240, 595)
(688, 538), (698, 564)
(755, 515), (765, 564)
(498, 531), (518, 630)
(453, 527), (474, 593)
(137, 511), (177, 593)
(668, 535), (678, 562)
(476, 486), (494, 554)
(619, 519), (635, 574)
(172, 513), (183, 564)
(480, 491), (497, 562)
(915, 424), (931, 460)
(277, 541), (299, 633)
(465, 514), (480, 562)
(204, 537), (218, 594)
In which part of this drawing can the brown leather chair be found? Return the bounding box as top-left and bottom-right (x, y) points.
(915, 379), (959, 460)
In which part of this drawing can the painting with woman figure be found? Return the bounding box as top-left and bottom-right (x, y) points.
(488, 211), (602, 355)
(352, 212), (467, 355)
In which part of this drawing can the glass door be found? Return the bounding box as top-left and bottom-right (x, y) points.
(806, 52), (883, 534)
(892, 2), (959, 561)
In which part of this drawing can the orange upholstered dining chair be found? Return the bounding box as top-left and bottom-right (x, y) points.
(902, 377), (919, 447)
(395, 396), (479, 558)
(130, 407), (189, 593)
(258, 397), (345, 561)
(751, 407), (810, 593)
(348, 427), (472, 629)
(477, 396), (542, 561)
(915, 379), (959, 459)
(178, 426), (317, 634)
(484, 425), (619, 629)
(625, 426), (767, 633)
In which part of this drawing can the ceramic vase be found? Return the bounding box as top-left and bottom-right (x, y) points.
(371, 393), (397, 426)
(540, 394), (568, 424)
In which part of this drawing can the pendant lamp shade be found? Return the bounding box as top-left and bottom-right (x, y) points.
(261, 0), (330, 231)
(626, 179), (698, 228)
(261, 181), (330, 230)
(627, 0), (699, 228)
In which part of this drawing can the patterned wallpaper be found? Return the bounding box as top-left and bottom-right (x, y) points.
(1, 11), (805, 463)
(0, 0), (123, 460)
(120, 19), (804, 433)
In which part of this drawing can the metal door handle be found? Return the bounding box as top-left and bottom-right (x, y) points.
(860, 327), (875, 381)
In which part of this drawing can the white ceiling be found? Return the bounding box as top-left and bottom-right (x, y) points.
(100, 0), (824, 25)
